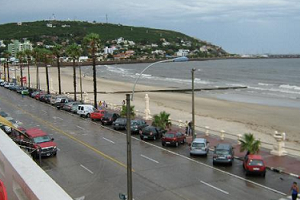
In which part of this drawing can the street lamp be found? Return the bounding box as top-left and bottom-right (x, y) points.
(131, 56), (188, 100)
(78, 61), (83, 103)
(191, 68), (196, 140)
(125, 56), (189, 200)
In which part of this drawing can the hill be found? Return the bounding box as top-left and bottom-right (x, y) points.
(0, 20), (228, 57)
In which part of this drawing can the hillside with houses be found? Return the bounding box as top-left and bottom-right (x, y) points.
(0, 20), (229, 62)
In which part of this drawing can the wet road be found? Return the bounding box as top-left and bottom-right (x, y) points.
(0, 87), (295, 200)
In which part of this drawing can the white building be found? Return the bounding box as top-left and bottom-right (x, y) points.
(176, 49), (190, 57)
(0, 40), (6, 48)
(103, 46), (116, 54)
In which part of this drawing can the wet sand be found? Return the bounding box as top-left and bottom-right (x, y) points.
(26, 66), (300, 152)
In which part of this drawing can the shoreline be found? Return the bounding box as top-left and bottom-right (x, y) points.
(21, 66), (300, 153)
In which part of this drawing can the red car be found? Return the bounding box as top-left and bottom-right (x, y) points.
(90, 110), (106, 121)
(161, 131), (186, 147)
(243, 154), (266, 177)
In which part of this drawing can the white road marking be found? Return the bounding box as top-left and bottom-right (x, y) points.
(74, 196), (85, 200)
(80, 164), (94, 174)
(56, 117), (63, 120)
(140, 154), (159, 163)
(42, 110), (47, 114)
(57, 148), (61, 151)
(200, 180), (229, 195)
(76, 126), (84, 130)
(103, 137), (115, 144)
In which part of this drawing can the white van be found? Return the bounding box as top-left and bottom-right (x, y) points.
(77, 105), (96, 118)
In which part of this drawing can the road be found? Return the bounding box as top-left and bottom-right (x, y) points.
(0, 87), (296, 200)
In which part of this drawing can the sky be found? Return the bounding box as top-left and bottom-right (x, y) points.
(0, 0), (300, 54)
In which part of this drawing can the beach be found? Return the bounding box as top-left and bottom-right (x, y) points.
(24, 65), (300, 153)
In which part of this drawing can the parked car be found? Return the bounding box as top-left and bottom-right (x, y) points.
(112, 118), (127, 130)
(161, 130), (186, 147)
(77, 104), (96, 118)
(49, 95), (58, 105)
(30, 91), (41, 98)
(101, 112), (120, 125)
(139, 125), (166, 140)
(35, 92), (46, 100)
(0, 81), (7, 86)
(24, 128), (57, 158)
(243, 154), (266, 177)
(9, 84), (18, 91)
(54, 96), (70, 109)
(213, 143), (234, 166)
(128, 119), (148, 134)
(90, 109), (106, 121)
(62, 102), (81, 112)
(71, 104), (80, 114)
(0, 111), (8, 118)
(189, 138), (210, 156)
(4, 82), (15, 89)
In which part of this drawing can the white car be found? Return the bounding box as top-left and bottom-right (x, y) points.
(77, 105), (96, 118)
(4, 82), (15, 88)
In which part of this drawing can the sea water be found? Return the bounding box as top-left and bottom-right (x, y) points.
(84, 58), (300, 109)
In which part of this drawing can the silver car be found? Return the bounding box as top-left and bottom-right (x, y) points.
(189, 138), (209, 156)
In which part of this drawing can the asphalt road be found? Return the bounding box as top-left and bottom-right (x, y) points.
(0, 87), (296, 200)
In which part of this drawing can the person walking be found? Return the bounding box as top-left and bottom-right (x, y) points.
(188, 121), (192, 136)
(290, 182), (299, 200)
(185, 120), (189, 135)
(98, 101), (102, 109)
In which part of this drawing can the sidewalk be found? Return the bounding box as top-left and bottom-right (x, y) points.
(185, 131), (300, 179)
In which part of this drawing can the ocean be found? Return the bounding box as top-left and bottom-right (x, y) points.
(82, 58), (300, 109)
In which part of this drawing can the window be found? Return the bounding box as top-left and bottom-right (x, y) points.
(192, 143), (205, 148)
(248, 159), (264, 166)
(33, 136), (51, 144)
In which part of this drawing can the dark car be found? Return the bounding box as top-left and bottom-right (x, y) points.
(0, 111), (8, 118)
(62, 102), (81, 112)
(139, 125), (166, 140)
(213, 143), (234, 166)
(243, 154), (266, 177)
(101, 112), (120, 125)
(112, 118), (127, 130)
(9, 85), (19, 91)
(161, 131), (186, 147)
(127, 119), (148, 134)
(39, 94), (48, 102)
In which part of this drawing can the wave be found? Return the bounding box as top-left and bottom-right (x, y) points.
(279, 84), (300, 91)
(258, 83), (274, 86)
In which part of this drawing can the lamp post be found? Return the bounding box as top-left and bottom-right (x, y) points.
(126, 56), (188, 200)
(131, 56), (188, 100)
(191, 68), (196, 140)
(78, 61), (83, 103)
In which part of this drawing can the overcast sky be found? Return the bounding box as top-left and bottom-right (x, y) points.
(1, 0), (299, 54)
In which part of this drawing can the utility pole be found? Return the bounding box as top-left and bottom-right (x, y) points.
(126, 94), (133, 200)
(192, 68), (196, 140)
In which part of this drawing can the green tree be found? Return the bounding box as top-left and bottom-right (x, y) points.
(239, 133), (261, 155)
(24, 49), (32, 88)
(66, 43), (82, 101)
(16, 51), (26, 87)
(2, 50), (11, 81)
(52, 44), (64, 94)
(32, 47), (43, 89)
(83, 33), (101, 108)
(120, 105), (135, 118)
(39, 49), (52, 94)
(152, 111), (172, 130)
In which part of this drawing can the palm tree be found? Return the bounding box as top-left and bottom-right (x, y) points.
(24, 49), (32, 88)
(120, 105), (135, 118)
(66, 43), (82, 101)
(32, 48), (42, 89)
(239, 133), (261, 155)
(3, 50), (11, 82)
(52, 44), (63, 94)
(83, 33), (101, 108)
(152, 111), (172, 130)
(16, 51), (26, 87)
(39, 49), (52, 94)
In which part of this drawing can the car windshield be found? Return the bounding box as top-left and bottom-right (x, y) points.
(192, 142), (205, 148)
(131, 121), (138, 126)
(248, 159), (264, 166)
(33, 136), (51, 144)
(144, 126), (155, 132)
(104, 113), (113, 118)
(116, 118), (126, 123)
(164, 133), (175, 138)
(216, 149), (230, 155)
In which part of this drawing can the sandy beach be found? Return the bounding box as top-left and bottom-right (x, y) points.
(21, 65), (300, 153)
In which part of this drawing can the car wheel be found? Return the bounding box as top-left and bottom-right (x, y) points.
(162, 142), (165, 146)
(175, 142), (179, 147)
(86, 114), (90, 118)
(262, 172), (266, 177)
(229, 161), (233, 166)
(140, 136), (143, 140)
(153, 136), (156, 140)
(53, 152), (57, 157)
(91, 118), (95, 121)
(213, 161), (216, 165)
(182, 139), (185, 144)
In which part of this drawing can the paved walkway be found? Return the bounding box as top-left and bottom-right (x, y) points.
(185, 132), (300, 178)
